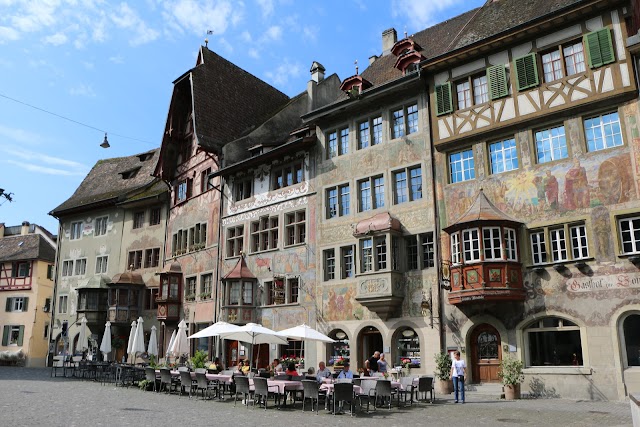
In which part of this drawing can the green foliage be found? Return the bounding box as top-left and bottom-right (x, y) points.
(434, 352), (451, 380)
(190, 350), (208, 369)
(111, 335), (125, 350)
(148, 354), (158, 369)
(498, 356), (525, 385)
(138, 379), (151, 390)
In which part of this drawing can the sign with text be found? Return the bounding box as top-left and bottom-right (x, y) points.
(567, 274), (640, 292)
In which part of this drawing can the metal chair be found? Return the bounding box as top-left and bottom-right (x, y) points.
(253, 377), (280, 410)
(357, 379), (378, 413)
(195, 372), (217, 400)
(418, 376), (435, 403)
(144, 367), (159, 392)
(372, 380), (395, 410)
(179, 370), (196, 398)
(233, 375), (252, 407)
(159, 368), (178, 394)
(301, 380), (324, 413)
(332, 382), (356, 416)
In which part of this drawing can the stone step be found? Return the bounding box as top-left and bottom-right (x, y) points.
(466, 383), (505, 396)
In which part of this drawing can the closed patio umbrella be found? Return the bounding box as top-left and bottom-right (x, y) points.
(170, 319), (189, 360)
(126, 320), (137, 363)
(77, 316), (89, 353)
(130, 316), (145, 362)
(166, 329), (176, 360)
(148, 325), (158, 358)
(99, 321), (112, 361)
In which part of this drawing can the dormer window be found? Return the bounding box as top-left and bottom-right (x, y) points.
(235, 177), (253, 201)
(120, 167), (140, 180)
(340, 75), (372, 96)
(137, 152), (154, 162)
(272, 160), (304, 190)
(391, 37), (425, 75)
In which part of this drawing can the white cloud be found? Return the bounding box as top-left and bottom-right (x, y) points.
(256, 0), (274, 18)
(217, 37), (233, 54)
(391, 0), (464, 29)
(44, 32), (68, 46)
(0, 26), (20, 43)
(302, 26), (317, 43)
(82, 61), (94, 69)
(248, 48), (259, 59)
(111, 3), (159, 46)
(6, 160), (87, 176)
(69, 83), (96, 97)
(162, 0), (239, 36)
(109, 55), (124, 64)
(4, 147), (87, 170)
(265, 58), (302, 87)
(2, 146), (88, 176)
(240, 30), (252, 43)
(261, 25), (281, 42)
(0, 126), (43, 144)
(10, 1), (58, 33)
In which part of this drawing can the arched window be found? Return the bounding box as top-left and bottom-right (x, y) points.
(623, 314), (640, 367)
(396, 327), (420, 367)
(327, 329), (350, 368)
(525, 317), (582, 366)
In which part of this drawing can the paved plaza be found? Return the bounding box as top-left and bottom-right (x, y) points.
(0, 367), (632, 427)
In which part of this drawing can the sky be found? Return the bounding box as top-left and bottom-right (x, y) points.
(0, 0), (486, 234)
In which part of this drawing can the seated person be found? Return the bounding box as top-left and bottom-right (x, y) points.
(337, 362), (354, 379)
(235, 361), (245, 374)
(285, 362), (298, 376)
(241, 359), (251, 375)
(315, 361), (332, 382)
(270, 358), (283, 373)
(208, 357), (221, 371)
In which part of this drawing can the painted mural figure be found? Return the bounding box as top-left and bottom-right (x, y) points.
(533, 176), (545, 210)
(564, 158), (590, 209)
(543, 170), (559, 210)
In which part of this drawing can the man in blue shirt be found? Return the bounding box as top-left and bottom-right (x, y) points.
(316, 361), (332, 382)
(337, 362), (354, 379)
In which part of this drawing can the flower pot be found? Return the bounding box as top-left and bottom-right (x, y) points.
(504, 383), (521, 400)
(435, 378), (453, 395)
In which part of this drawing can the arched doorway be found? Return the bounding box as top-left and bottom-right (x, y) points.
(622, 314), (640, 367)
(327, 329), (350, 369)
(471, 323), (502, 383)
(358, 326), (383, 368)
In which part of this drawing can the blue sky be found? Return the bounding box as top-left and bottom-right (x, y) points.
(0, 0), (485, 234)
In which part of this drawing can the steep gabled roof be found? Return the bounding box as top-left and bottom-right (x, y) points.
(223, 257), (256, 280)
(0, 234), (56, 263)
(50, 149), (160, 217)
(443, 189), (521, 233)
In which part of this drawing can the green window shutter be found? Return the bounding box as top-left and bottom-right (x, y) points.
(47, 265), (53, 280)
(435, 82), (453, 116)
(17, 326), (24, 346)
(513, 53), (539, 91)
(5, 298), (12, 312)
(2, 326), (8, 346)
(23, 297), (28, 312)
(488, 65), (509, 100)
(585, 28), (615, 68)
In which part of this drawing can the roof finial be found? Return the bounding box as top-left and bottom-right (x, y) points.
(355, 59), (359, 75)
(205, 29), (213, 47)
(404, 27), (408, 38)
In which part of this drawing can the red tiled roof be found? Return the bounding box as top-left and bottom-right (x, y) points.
(223, 257), (256, 280)
(353, 212), (402, 236)
(444, 189), (521, 233)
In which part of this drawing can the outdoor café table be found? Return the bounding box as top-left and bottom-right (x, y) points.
(206, 373), (232, 384)
(320, 383), (363, 395)
(249, 379), (304, 408)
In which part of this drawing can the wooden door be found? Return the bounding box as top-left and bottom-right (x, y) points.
(226, 341), (238, 369)
(471, 324), (502, 383)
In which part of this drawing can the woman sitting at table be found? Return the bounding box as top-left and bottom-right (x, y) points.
(285, 362), (298, 376)
(337, 362), (354, 379)
(269, 358), (283, 373)
(208, 357), (222, 372)
(241, 359), (251, 375)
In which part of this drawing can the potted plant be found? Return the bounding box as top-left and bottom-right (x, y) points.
(498, 356), (525, 399)
(434, 352), (453, 394)
(189, 350), (208, 370)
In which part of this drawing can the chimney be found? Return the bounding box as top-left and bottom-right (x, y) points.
(310, 61), (325, 83)
(382, 28), (397, 56)
(369, 55), (378, 65)
(0, 223), (4, 238)
(21, 221), (30, 235)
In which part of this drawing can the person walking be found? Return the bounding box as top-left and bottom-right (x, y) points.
(450, 351), (466, 403)
(367, 351), (380, 375)
(377, 353), (388, 374)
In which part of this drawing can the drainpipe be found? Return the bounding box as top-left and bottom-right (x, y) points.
(46, 218), (63, 367)
(213, 175), (225, 362)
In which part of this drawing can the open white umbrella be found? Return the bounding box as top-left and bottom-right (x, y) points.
(130, 316), (145, 362)
(219, 323), (288, 369)
(126, 320), (137, 362)
(188, 321), (240, 339)
(148, 325), (158, 358)
(77, 317), (89, 353)
(99, 321), (112, 361)
(277, 324), (335, 372)
(170, 319), (189, 359)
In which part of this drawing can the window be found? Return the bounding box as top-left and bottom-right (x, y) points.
(150, 208), (161, 226)
(12, 262), (30, 278)
(327, 127), (348, 158)
(451, 233), (460, 264)
(5, 297), (27, 312)
(251, 216), (278, 252)
(462, 229), (481, 262)
(200, 167), (212, 193)
(570, 224), (589, 260)
(514, 53), (540, 91)
(324, 249), (335, 281)
(146, 288), (158, 310)
(358, 175), (384, 212)
(505, 228), (518, 261)
(360, 236), (387, 273)
(175, 178), (192, 204)
(391, 103), (418, 139)
(584, 111), (623, 152)
(393, 165), (422, 204)
(172, 229), (188, 256)
(550, 227), (568, 262)
(62, 260), (73, 277)
(285, 210), (306, 246)
(226, 225), (244, 257)
(58, 295), (68, 314)
(619, 216), (640, 254)
(95, 217), (108, 236)
(407, 236), (418, 270)
(456, 80), (471, 110)
(563, 41), (586, 76)
(407, 233), (434, 270)
(128, 250), (143, 270)
(70, 221), (82, 240)
(456, 74), (488, 109)
(189, 223), (207, 251)
(47, 265), (54, 280)
(133, 211), (145, 229)
(201, 273), (213, 296)
(95, 256), (108, 274)
(530, 231), (547, 265)
(228, 280), (254, 305)
(358, 116), (382, 149)
(341, 245), (354, 279)
(535, 125), (567, 164)
(449, 149), (475, 183)
(541, 40), (586, 83)
(74, 258), (87, 276)
(525, 317), (582, 366)
(623, 314), (640, 367)
(326, 184), (350, 219)
(2, 325), (24, 346)
(483, 227), (503, 261)
(288, 278), (299, 304)
(235, 178), (253, 201)
(273, 160), (304, 189)
(421, 233), (435, 268)
(531, 223), (589, 264)
(541, 49), (563, 82)
(489, 138), (518, 174)
(396, 328), (421, 367)
(186, 277), (197, 298)
(144, 248), (160, 268)
(585, 28), (615, 68)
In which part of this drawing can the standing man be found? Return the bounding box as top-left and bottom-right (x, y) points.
(367, 351), (380, 375)
(316, 361), (332, 382)
(450, 351), (466, 403)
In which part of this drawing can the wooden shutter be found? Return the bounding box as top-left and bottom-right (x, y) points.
(17, 326), (24, 346)
(435, 82), (453, 116)
(514, 53), (539, 91)
(47, 265), (54, 280)
(23, 297), (28, 312)
(5, 298), (11, 312)
(585, 28), (614, 68)
(488, 65), (508, 100)
(2, 326), (8, 346)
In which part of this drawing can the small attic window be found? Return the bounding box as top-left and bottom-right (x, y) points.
(137, 152), (154, 162)
(120, 167), (140, 180)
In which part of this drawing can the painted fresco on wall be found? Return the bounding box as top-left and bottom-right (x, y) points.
(400, 276), (431, 318)
(322, 284), (365, 321)
(446, 150), (636, 226)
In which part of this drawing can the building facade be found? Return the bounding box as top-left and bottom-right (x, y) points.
(0, 222), (56, 367)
